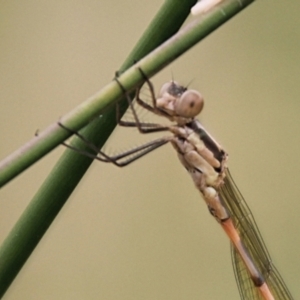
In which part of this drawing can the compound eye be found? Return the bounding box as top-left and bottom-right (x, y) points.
(174, 90), (204, 118)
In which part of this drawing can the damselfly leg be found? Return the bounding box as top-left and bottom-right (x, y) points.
(58, 69), (172, 166)
(114, 71), (170, 133)
(58, 122), (169, 166)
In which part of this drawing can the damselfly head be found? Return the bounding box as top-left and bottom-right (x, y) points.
(158, 81), (204, 119)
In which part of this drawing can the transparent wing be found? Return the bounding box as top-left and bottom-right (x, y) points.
(220, 170), (293, 300)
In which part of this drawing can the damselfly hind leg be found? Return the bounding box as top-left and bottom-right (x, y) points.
(58, 121), (169, 166)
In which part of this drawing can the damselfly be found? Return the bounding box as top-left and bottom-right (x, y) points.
(60, 71), (293, 300)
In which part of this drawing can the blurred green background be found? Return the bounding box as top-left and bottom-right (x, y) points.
(1, 1), (299, 299)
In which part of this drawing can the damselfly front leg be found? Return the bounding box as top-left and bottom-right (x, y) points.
(114, 73), (170, 134)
